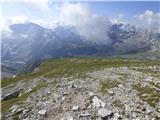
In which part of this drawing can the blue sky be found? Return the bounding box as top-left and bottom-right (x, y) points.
(2, 1), (159, 18)
(89, 1), (160, 17)
(1, 0), (160, 31)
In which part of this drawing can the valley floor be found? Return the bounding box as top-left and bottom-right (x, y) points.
(1, 58), (160, 120)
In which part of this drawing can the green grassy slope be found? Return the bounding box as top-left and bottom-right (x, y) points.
(2, 57), (160, 88)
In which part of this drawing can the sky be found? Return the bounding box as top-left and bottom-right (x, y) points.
(1, 0), (160, 32)
(90, 1), (159, 17)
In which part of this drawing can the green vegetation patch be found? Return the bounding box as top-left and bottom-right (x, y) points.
(1, 71), (46, 87)
(2, 58), (160, 87)
(100, 80), (120, 93)
(132, 83), (160, 107)
(135, 68), (160, 78)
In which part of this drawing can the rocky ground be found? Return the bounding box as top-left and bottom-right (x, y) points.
(1, 60), (160, 120)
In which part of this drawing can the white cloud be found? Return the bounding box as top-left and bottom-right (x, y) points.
(58, 3), (90, 26)
(56, 3), (112, 44)
(28, 0), (53, 18)
(0, 18), (12, 32)
(1, 0), (49, 3)
(111, 13), (127, 24)
(11, 15), (29, 23)
(137, 10), (159, 23)
(1, 2), (112, 44)
(135, 10), (160, 32)
(24, 0), (48, 2)
(0, 16), (29, 32)
(1, 0), (57, 29)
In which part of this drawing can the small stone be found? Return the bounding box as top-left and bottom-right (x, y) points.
(63, 92), (68, 96)
(22, 109), (29, 118)
(62, 116), (73, 120)
(108, 90), (114, 95)
(142, 107), (146, 112)
(79, 112), (91, 117)
(61, 113), (74, 120)
(118, 84), (123, 88)
(113, 113), (122, 120)
(72, 105), (80, 111)
(132, 113), (137, 118)
(98, 108), (113, 119)
(146, 108), (153, 114)
(12, 75), (16, 78)
(133, 118), (140, 120)
(10, 105), (18, 113)
(18, 93), (22, 97)
(62, 96), (66, 101)
(38, 109), (47, 117)
(17, 107), (24, 113)
(56, 85), (60, 88)
(69, 83), (77, 89)
(141, 94), (148, 97)
(88, 92), (94, 96)
(47, 91), (51, 95)
(27, 88), (32, 93)
(66, 116), (74, 120)
(92, 96), (105, 108)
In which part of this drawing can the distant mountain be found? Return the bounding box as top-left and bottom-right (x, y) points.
(1, 23), (110, 63)
(108, 23), (160, 54)
(1, 22), (160, 72)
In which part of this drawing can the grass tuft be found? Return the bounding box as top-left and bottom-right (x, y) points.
(100, 80), (120, 94)
(132, 83), (160, 107)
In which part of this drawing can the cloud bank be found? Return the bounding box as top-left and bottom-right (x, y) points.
(135, 10), (160, 32)
(2, 2), (160, 44)
(2, 2), (112, 44)
(57, 3), (111, 44)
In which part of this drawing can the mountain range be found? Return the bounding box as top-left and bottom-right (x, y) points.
(1, 22), (160, 76)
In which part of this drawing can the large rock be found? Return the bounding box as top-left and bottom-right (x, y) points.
(2, 89), (22, 101)
(92, 96), (105, 108)
(98, 108), (113, 119)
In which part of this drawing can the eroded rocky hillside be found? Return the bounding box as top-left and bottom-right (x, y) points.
(1, 58), (160, 120)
